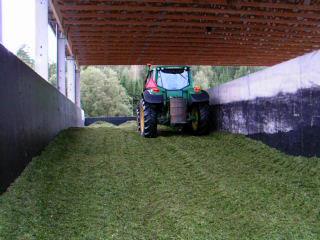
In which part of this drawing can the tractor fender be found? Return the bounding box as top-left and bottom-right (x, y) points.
(190, 91), (209, 103)
(143, 90), (163, 104)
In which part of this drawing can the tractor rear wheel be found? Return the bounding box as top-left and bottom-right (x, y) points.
(191, 103), (210, 135)
(136, 103), (141, 132)
(139, 99), (158, 137)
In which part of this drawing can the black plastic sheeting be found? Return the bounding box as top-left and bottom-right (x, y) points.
(249, 126), (320, 157)
(211, 87), (320, 157)
(85, 116), (136, 126)
(0, 44), (83, 192)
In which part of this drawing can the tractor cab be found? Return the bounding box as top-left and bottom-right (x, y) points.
(145, 66), (191, 92)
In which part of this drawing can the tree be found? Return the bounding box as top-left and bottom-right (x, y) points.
(79, 65), (266, 117)
(98, 65), (145, 113)
(193, 66), (212, 89)
(16, 45), (34, 69)
(48, 63), (57, 87)
(192, 66), (265, 89)
(81, 66), (132, 117)
(234, 66), (265, 79)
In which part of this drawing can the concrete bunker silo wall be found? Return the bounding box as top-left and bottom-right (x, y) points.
(208, 50), (320, 157)
(0, 44), (83, 192)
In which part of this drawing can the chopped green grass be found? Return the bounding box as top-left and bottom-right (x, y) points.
(88, 121), (116, 128)
(116, 120), (137, 130)
(88, 120), (137, 130)
(0, 124), (319, 239)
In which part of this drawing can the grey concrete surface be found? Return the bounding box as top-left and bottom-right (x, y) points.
(208, 50), (320, 157)
(0, 44), (83, 192)
(85, 116), (136, 126)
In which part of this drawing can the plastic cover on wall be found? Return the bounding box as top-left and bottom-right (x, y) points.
(208, 50), (320, 105)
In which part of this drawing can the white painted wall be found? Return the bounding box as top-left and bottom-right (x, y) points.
(75, 69), (81, 107)
(67, 57), (75, 103)
(57, 34), (66, 95)
(35, 0), (48, 80)
(209, 50), (320, 105)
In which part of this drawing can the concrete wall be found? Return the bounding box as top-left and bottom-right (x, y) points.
(85, 116), (136, 126)
(0, 44), (83, 192)
(208, 50), (320, 157)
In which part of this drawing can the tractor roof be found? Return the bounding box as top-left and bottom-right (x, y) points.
(150, 65), (190, 71)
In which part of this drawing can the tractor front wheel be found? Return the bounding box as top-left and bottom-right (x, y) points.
(191, 104), (210, 135)
(138, 99), (158, 138)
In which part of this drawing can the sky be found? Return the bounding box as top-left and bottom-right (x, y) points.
(2, 0), (57, 63)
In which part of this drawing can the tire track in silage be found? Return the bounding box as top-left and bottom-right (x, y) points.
(149, 136), (220, 211)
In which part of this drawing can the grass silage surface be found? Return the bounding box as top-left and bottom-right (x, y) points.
(0, 122), (319, 239)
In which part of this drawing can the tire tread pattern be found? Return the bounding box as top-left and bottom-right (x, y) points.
(195, 104), (210, 135)
(141, 100), (158, 138)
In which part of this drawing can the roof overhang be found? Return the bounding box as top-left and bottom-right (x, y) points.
(51, 0), (320, 66)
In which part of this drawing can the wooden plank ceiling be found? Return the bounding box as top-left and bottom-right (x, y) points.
(51, 0), (320, 66)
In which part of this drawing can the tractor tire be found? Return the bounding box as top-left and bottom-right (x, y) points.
(136, 102), (141, 132)
(191, 103), (210, 135)
(139, 99), (158, 138)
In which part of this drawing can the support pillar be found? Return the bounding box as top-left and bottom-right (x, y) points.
(0, 0), (2, 44)
(57, 33), (66, 95)
(35, 0), (48, 80)
(66, 57), (75, 103)
(75, 68), (81, 107)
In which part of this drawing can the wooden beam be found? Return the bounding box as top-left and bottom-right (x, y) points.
(62, 7), (320, 21)
(49, 0), (73, 56)
(63, 19), (318, 33)
(69, 36), (320, 49)
(59, 2), (320, 12)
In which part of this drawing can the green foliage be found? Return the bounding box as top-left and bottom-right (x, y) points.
(13, 46), (265, 116)
(81, 66), (132, 117)
(16, 44), (35, 69)
(1, 126), (319, 239)
(89, 65), (145, 116)
(13, 47), (265, 117)
(192, 66), (265, 89)
(193, 66), (215, 89)
(111, 65), (145, 111)
(16, 45), (58, 88)
(48, 63), (57, 87)
(80, 65), (264, 117)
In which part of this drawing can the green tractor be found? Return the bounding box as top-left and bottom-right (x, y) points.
(137, 65), (210, 137)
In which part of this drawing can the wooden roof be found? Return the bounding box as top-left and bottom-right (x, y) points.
(51, 0), (320, 66)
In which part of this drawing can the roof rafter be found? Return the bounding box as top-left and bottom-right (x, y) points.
(51, 0), (320, 65)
